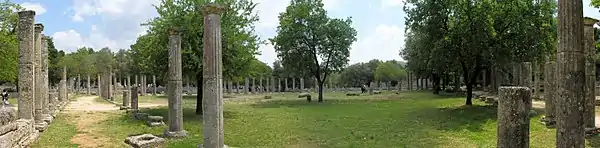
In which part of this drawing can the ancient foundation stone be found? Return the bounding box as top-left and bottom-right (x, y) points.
(124, 134), (165, 148)
(497, 87), (531, 148)
(146, 116), (165, 127)
(0, 107), (17, 126)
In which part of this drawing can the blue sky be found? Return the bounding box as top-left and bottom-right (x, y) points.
(13, 0), (600, 66)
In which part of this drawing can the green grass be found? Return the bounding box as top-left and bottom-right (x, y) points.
(30, 114), (79, 147)
(89, 91), (564, 148)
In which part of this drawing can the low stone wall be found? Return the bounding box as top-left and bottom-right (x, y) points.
(0, 107), (38, 148)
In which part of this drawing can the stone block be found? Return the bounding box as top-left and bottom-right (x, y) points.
(124, 134), (165, 148)
(0, 107), (16, 126)
(133, 113), (149, 120)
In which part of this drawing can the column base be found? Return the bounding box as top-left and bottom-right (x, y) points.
(164, 130), (188, 138)
(41, 114), (53, 123)
(120, 106), (131, 110)
(34, 121), (48, 132)
(198, 144), (232, 148)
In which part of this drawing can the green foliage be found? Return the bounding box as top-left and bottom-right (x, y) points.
(592, 0), (600, 8)
(47, 36), (64, 85)
(402, 0), (556, 104)
(271, 0), (357, 101)
(0, 1), (23, 83)
(375, 61), (407, 82)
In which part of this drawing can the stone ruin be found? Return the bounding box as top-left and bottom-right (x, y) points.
(124, 134), (165, 148)
(0, 107), (38, 148)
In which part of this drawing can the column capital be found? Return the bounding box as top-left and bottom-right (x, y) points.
(201, 3), (225, 15)
(34, 23), (44, 33)
(18, 10), (36, 18)
(584, 17), (599, 26)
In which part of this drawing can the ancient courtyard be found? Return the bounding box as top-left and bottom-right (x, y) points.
(2, 0), (600, 147)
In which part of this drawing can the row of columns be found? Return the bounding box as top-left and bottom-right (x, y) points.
(17, 10), (69, 132)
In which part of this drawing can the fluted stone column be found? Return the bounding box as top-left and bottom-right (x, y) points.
(497, 87), (532, 148)
(127, 75), (131, 89)
(33, 23), (48, 131)
(87, 74), (91, 95)
(164, 28), (188, 138)
(520, 62), (532, 90)
(556, 2), (586, 146)
(49, 92), (57, 117)
(200, 4), (226, 147)
(153, 75), (157, 96)
(543, 62), (556, 127)
(278, 78), (281, 92)
(17, 10), (36, 121)
(122, 90), (130, 108)
(244, 77), (249, 94)
(40, 34), (52, 123)
(584, 17), (597, 129)
(97, 74), (101, 96)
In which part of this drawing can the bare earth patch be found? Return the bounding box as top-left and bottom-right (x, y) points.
(64, 96), (121, 147)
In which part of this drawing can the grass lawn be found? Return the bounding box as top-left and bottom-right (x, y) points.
(39, 91), (600, 147)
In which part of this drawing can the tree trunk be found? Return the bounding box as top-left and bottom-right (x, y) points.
(195, 72), (203, 115)
(433, 74), (441, 94)
(318, 81), (324, 102)
(465, 82), (473, 105)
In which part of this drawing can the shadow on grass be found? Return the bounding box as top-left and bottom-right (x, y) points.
(135, 107), (241, 122)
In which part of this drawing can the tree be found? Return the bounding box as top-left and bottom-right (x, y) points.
(0, 1), (23, 83)
(134, 0), (261, 114)
(375, 61), (407, 89)
(46, 36), (64, 85)
(271, 0), (357, 102)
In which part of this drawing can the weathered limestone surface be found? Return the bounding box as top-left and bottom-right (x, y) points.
(125, 134), (165, 148)
(584, 17), (597, 129)
(152, 75), (157, 96)
(244, 77), (249, 94)
(520, 62), (532, 89)
(40, 35), (52, 123)
(543, 62), (556, 127)
(33, 24), (45, 131)
(164, 28), (187, 138)
(497, 87), (531, 148)
(49, 92), (57, 117)
(121, 90), (130, 110)
(17, 10), (36, 120)
(300, 78), (304, 92)
(201, 4), (226, 147)
(87, 74), (91, 95)
(131, 86), (139, 111)
(555, 1), (586, 147)
(0, 119), (39, 148)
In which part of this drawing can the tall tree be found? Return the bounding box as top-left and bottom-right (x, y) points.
(271, 0), (357, 102)
(0, 1), (23, 83)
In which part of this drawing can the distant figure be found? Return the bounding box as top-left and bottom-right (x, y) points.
(361, 85), (367, 93)
(1, 90), (8, 105)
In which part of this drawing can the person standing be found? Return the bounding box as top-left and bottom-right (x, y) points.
(1, 89), (8, 105)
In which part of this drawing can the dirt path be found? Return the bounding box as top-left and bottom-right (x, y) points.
(62, 96), (120, 148)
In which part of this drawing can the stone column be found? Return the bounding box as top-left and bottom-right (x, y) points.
(369, 81), (375, 94)
(87, 74), (91, 95)
(97, 74), (101, 96)
(252, 78), (255, 94)
(77, 74), (81, 92)
(122, 90), (130, 108)
(272, 77), (276, 93)
(49, 92), (57, 117)
(407, 72), (412, 90)
(40, 34), (52, 123)
(292, 78), (296, 92)
(165, 28), (188, 138)
(520, 62), (532, 89)
(497, 86), (531, 148)
(259, 77), (263, 93)
(227, 81), (232, 94)
(543, 62), (556, 127)
(556, 2), (586, 147)
(265, 77), (269, 93)
(109, 72), (113, 100)
(62, 66), (67, 104)
(17, 10), (36, 120)
(300, 78), (304, 92)
(244, 77), (249, 94)
(127, 75), (131, 89)
(584, 17), (597, 129)
(285, 78), (288, 92)
(130, 86), (139, 111)
(201, 4), (226, 147)
(33, 23), (48, 131)
(278, 78), (281, 92)
(153, 75), (157, 96)
(135, 75), (139, 88)
(141, 75), (146, 96)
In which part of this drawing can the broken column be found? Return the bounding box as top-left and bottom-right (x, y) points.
(131, 86), (139, 111)
(17, 10), (36, 121)
(164, 28), (188, 138)
(201, 4), (226, 147)
(33, 23), (48, 131)
(543, 61), (556, 127)
(520, 62), (532, 89)
(497, 86), (532, 148)
(584, 17), (597, 129)
(121, 90), (130, 110)
(555, 2), (586, 146)
(244, 77), (249, 94)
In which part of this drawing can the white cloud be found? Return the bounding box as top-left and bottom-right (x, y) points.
(349, 24), (405, 64)
(21, 2), (46, 15)
(52, 25), (119, 53)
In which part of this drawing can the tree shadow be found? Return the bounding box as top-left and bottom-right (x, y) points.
(586, 136), (600, 148)
(135, 107), (241, 122)
(422, 105), (498, 132)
